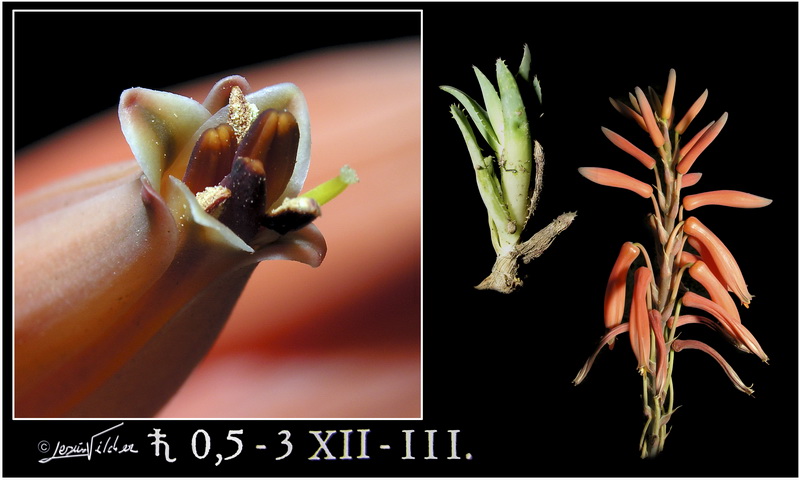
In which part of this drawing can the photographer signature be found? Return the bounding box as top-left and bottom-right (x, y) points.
(38, 422), (138, 463)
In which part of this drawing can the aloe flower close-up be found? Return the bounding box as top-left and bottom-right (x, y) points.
(14, 37), (421, 420)
(15, 74), (363, 418)
(574, 69), (772, 458)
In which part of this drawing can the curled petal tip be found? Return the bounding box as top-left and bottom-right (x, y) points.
(681, 292), (767, 362)
(671, 339), (755, 395)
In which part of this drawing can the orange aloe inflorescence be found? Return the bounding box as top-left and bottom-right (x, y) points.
(573, 69), (772, 458)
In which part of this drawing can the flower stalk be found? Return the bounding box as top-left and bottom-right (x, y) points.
(440, 45), (575, 293)
(573, 69), (771, 457)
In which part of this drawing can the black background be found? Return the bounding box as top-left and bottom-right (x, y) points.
(423, 1), (798, 476)
(8, 2), (798, 477)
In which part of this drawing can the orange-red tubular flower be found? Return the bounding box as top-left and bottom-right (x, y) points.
(683, 190), (773, 211)
(678, 250), (701, 267)
(683, 217), (752, 306)
(578, 167), (653, 198)
(601, 127), (656, 169)
(681, 292), (768, 362)
(629, 267), (653, 373)
(649, 309), (668, 397)
(688, 260), (741, 323)
(609, 97), (648, 131)
(678, 121), (714, 159)
(686, 236), (725, 283)
(674, 89), (709, 134)
(634, 87), (665, 147)
(676, 112), (728, 174)
(604, 242), (641, 330)
(680, 172), (703, 188)
(661, 68), (677, 122)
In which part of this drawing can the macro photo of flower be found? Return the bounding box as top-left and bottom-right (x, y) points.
(13, 10), (421, 419)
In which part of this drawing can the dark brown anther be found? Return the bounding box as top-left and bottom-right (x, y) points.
(183, 124), (237, 194)
(216, 157), (267, 242)
(236, 108), (280, 163)
(261, 197), (321, 235)
(264, 111), (300, 209)
(234, 109), (300, 209)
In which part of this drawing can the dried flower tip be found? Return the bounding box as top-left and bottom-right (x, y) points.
(262, 196), (322, 235)
(578, 167), (653, 198)
(183, 124), (238, 194)
(683, 190), (773, 211)
(573, 323), (630, 385)
(683, 216), (752, 306)
(661, 69), (677, 121)
(675, 89), (709, 134)
(677, 112), (728, 174)
(302, 165), (360, 207)
(671, 339), (755, 395)
(601, 127), (656, 169)
(228, 85), (260, 141)
(635, 87), (665, 147)
(681, 292), (768, 362)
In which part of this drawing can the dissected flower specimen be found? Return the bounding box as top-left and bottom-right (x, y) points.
(573, 69), (771, 458)
(14, 76), (357, 417)
(440, 45), (575, 293)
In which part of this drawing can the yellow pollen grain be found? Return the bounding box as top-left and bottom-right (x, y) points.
(196, 185), (231, 213)
(228, 86), (259, 142)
